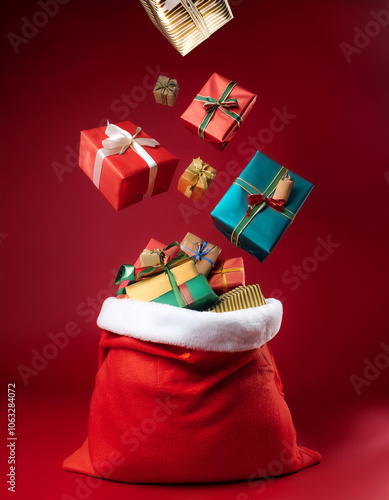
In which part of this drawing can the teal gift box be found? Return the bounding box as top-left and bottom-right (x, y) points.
(211, 151), (313, 262)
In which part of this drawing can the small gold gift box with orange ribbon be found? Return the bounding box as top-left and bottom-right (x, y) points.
(177, 157), (216, 203)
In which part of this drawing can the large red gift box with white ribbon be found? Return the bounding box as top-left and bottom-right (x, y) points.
(79, 121), (179, 210)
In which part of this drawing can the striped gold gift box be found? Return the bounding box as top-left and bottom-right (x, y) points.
(210, 285), (266, 313)
(139, 0), (233, 56)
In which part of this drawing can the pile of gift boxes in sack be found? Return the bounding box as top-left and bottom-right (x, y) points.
(114, 233), (264, 313)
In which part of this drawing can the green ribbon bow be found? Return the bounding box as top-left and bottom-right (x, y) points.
(194, 81), (242, 139)
(115, 242), (191, 307)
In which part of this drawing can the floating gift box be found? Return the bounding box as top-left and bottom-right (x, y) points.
(181, 72), (257, 150)
(180, 232), (221, 277)
(211, 151), (313, 262)
(139, 0), (233, 57)
(177, 158), (216, 202)
(79, 121), (179, 210)
(153, 76), (179, 106)
(208, 257), (245, 295)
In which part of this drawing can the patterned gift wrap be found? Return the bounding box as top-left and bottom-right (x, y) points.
(139, 0), (233, 56)
(210, 285), (266, 313)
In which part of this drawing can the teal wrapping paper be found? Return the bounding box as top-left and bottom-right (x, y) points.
(211, 151), (314, 262)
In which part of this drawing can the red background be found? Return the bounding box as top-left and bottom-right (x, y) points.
(1, 1), (389, 499)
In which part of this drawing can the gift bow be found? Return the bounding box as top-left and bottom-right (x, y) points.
(154, 76), (179, 94)
(195, 81), (242, 139)
(186, 158), (216, 191)
(245, 193), (286, 218)
(93, 122), (160, 200)
(181, 240), (216, 266)
(115, 243), (191, 307)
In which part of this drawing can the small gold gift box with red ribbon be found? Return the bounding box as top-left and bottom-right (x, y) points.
(177, 157), (216, 203)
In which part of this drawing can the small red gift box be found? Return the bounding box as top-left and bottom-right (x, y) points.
(208, 257), (245, 295)
(79, 121), (179, 210)
(181, 73), (257, 150)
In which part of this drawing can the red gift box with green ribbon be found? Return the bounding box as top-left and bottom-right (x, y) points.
(181, 72), (257, 150)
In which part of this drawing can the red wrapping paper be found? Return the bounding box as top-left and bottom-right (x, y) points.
(134, 238), (166, 268)
(180, 73), (257, 150)
(208, 257), (245, 295)
(79, 121), (179, 210)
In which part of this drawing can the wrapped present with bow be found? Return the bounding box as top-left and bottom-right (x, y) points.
(180, 232), (221, 277)
(208, 257), (245, 295)
(134, 238), (166, 268)
(177, 158), (216, 202)
(79, 121), (179, 210)
(115, 242), (218, 310)
(181, 73), (257, 150)
(211, 151), (313, 262)
(153, 76), (179, 106)
(139, 0), (233, 57)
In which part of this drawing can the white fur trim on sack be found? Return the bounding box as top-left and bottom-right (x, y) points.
(97, 297), (283, 353)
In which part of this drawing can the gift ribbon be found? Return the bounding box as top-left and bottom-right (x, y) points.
(184, 158), (216, 197)
(93, 122), (160, 200)
(194, 81), (242, 139)
(181, 240), (216, 266)
(115, 242), (191, 307)
(245, 194), (286, 217)
(230, 167), (296, 247)
(162, 0), (211, 40)
(154, 76), (179, 105)
(212, 261), (244, 294)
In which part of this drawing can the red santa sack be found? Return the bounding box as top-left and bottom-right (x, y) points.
(63, 297), (321, 483)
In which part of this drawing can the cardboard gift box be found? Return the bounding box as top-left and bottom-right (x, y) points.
(139, 0), (233, 57)
(180, 232), (221, 277)
(153, 274), (219, 310)
(211, 151), (314, 262)
(153, 76), (179, 106)
(177, 158), (216, 203)
(181, 72), (257, 150)
(208, 257), (245, 295)
(79, 121), (179, 210)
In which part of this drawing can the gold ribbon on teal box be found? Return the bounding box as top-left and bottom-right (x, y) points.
(231, 166), (295, 247)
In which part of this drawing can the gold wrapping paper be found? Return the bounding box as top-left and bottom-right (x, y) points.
(180, 232), (221, 276)
(125, 260), (198, 302)
(139, 0), (233, 57)
(140, 250), (161, 267)
(153, 76), (179, 106)
(210, 285), (266, 313)
(177, 158), (216, 203)
(273, 176), (294, 201)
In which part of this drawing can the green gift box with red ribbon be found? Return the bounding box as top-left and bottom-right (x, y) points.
(211, 152), (314, 262)
(181, 72), (257, 150)
(115, 242), (218, 310)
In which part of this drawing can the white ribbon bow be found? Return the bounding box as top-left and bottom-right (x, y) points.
(93, 122), (160, 200)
